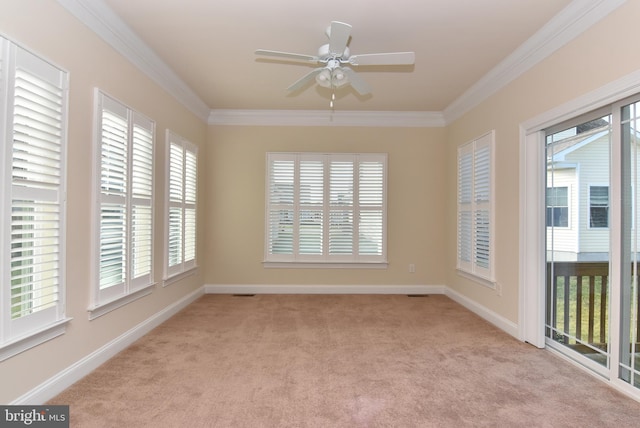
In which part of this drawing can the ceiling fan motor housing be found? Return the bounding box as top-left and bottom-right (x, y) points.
(318, 44), (350, 60)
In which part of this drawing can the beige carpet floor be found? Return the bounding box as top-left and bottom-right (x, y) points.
(50, 294), (640, 427)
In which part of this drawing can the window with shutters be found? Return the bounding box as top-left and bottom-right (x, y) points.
(457, 131), (495, 283)
(265, 153), (387, 267)
(164, 131), (197, 282)
(0, 37), (70, 360)
(91, 90), (154, 316)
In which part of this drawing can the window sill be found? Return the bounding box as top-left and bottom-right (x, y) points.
(88, 283), (155, 320)
(163, 266), (199, 287)
(0, 317), (72, 362)
(263, 261), (388, 269)
(456, 269), (496, 289)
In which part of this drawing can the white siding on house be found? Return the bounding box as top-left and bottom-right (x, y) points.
(564, 134), (610, 254)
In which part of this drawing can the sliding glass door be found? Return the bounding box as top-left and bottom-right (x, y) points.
(619, 99), (640, 388)
(545, 111), (612, 374)
(545, 96), (640, 390)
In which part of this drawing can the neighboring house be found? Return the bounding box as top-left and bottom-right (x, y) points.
(547, 124), (640, 261)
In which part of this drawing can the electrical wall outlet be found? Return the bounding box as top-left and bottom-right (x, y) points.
(409, 264), (416, 273)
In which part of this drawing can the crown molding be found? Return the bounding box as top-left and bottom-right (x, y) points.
(56, 0), (211, 122)
(208, 109), (446, 127)
(443, 0), (627, 124)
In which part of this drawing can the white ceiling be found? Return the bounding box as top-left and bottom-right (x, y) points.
(96, 0), (574, 115)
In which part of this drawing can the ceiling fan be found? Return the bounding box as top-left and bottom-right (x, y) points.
(255, 21), (415, 103)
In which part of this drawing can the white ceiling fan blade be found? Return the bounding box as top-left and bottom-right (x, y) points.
(328, 21), (352, 56)
(287, 68), (324, 92)
(348, 52), (415, 66)
(342, 68), (371, 95)
(255, 49), (319, 63)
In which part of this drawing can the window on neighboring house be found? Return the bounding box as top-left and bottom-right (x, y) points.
(589, 185), (609, 228)
(546, 187), (569, 227)
(457, 131), (494, 282)
(0, 37), (70, 360)
(265, 153), (387, 266)
(92, 90), (154, 316)
(165, 131), (197, 282)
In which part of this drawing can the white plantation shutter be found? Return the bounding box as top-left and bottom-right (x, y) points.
(1, 37), (69, 348)
(329, 159), (354, 256)
(95, 91), (154, 306)
(184, 150), (197, 263)
(265, 153), (386, 264)
(267, 156), (295, 259)
(99, 102), (127, 291)
(165, 132), (197, 279)
(299, 158), (324, 256)
(130, 115), (153, 286)
(359, 158), (385, 258)
(457, 131), (494, 281)
(474, 142), (491, 271)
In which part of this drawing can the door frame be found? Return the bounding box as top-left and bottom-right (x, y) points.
(519, 69), (640, 400)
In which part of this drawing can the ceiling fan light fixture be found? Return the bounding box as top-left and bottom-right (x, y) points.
(315, 69), (332, 88)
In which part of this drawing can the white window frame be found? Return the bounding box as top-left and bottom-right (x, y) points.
(0, 36), (71, 361)
(264, 152), (388, 268)
(546, 186), (570, 229)
(90, 90), (155, 319)
(164, 131), (198, 284)
(457, 131), (495, 285)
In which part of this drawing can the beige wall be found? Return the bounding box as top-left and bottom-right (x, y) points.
(444, 1), (640, 324)
(204, 125), (447, 287)
(0, 1), (207, 403)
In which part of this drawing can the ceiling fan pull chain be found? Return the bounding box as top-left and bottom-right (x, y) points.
(330, 91), (335, 109)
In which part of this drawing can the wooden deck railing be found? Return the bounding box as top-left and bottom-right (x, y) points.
(546, 261), (640, 348)
(546, 262), (609, 348)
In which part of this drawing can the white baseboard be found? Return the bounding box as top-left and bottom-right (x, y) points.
(204, 283), (446, 295)
(444, 287), (519, 340)
(12, 286), (205, 405)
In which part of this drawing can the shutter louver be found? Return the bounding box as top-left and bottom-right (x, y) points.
(168, 208), (182, 267)
(474, 145), (491, 203)
(474, 209), (490, 269)
(11, 200), (60, 318)
(100, 111), (127, 196)
(458, 211), (472, 262)
(99, 204), (126, 289)
(13, 70), (62, 189)
(169, 143), (183, 202)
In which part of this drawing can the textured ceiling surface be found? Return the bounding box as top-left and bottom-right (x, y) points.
(103, 0), (572, 112)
